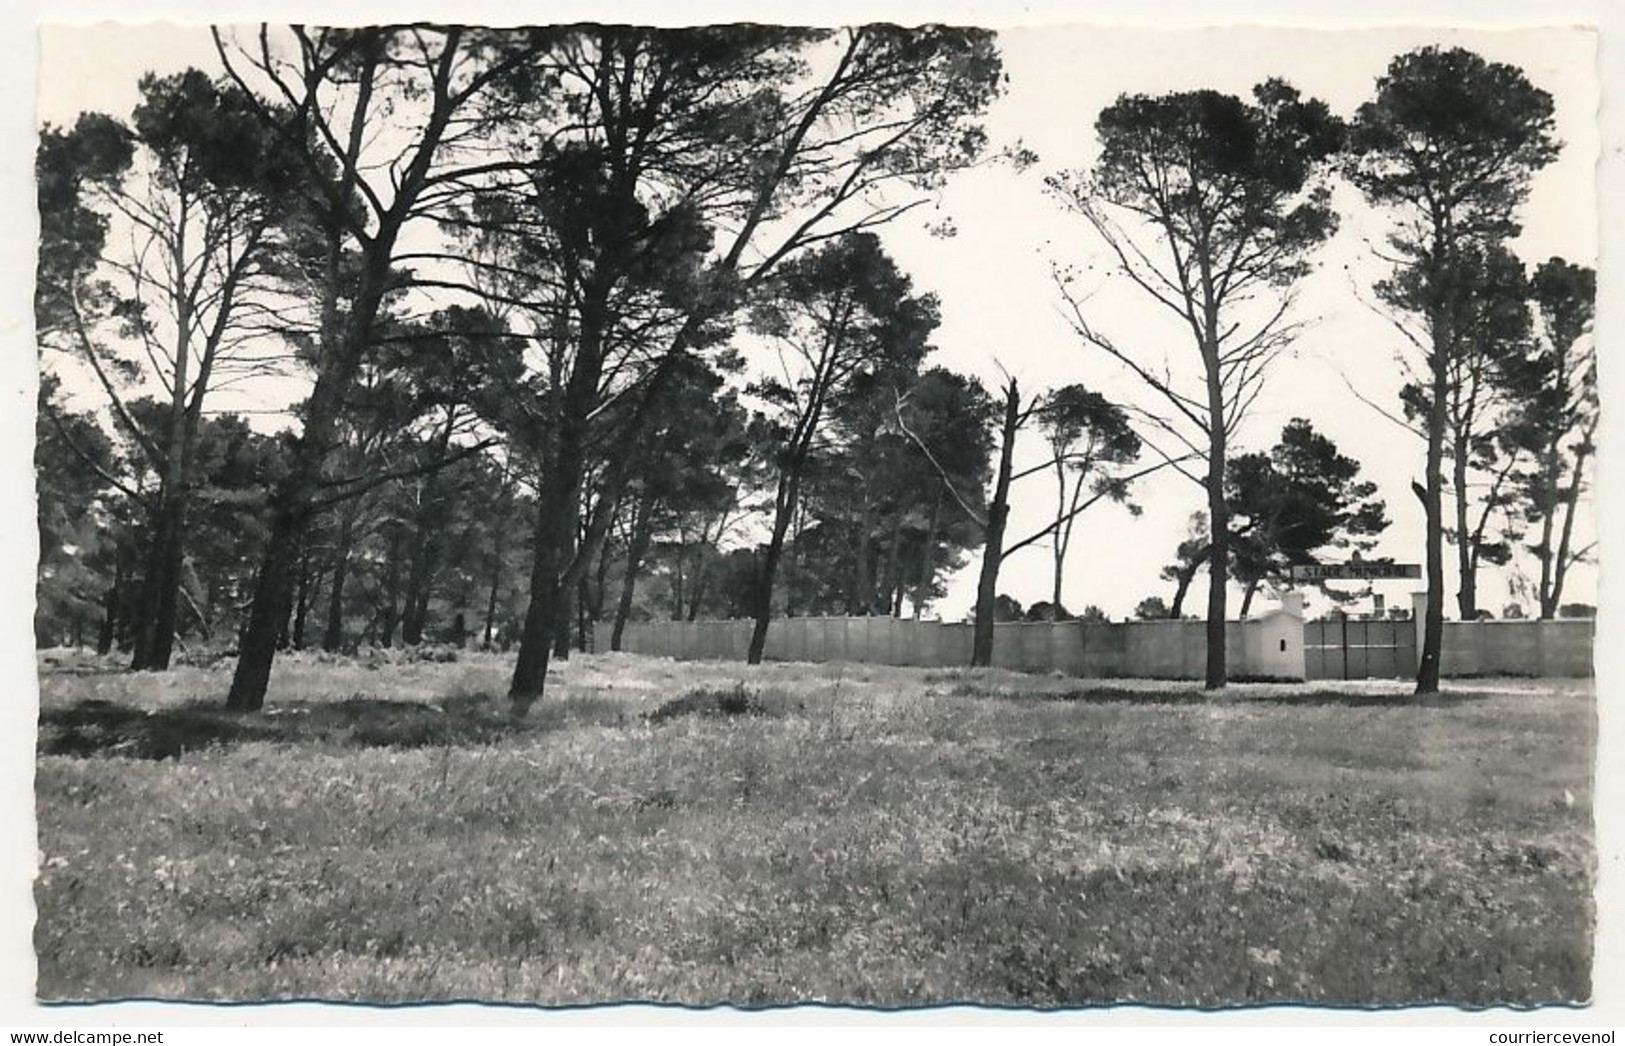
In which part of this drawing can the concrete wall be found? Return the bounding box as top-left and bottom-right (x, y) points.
(1404, 591), (1593, 677)
(616, 603), (1309, 680)
(1437, 619), (1593, 677)
(613, 607), (1591, 679)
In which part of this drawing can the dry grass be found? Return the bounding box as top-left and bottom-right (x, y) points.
(33, 650), (1595, 1008)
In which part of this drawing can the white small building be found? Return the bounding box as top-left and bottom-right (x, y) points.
(1239, 592), (1306, 680)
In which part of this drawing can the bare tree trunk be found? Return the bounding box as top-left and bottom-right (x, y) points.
(589, 512), (615, 627)
(574, 574), (591, 653)
(400, 534), (431, 645)
(912, 491), (941, 620)
(1051, 458), (1069, 613)
(481, 571), (502, 651)
(322, 513), (353, 652)
(130, 218), (200, 673)
(551, 517), (579, 661)
(291, 539), (312, 650)
(747, 304), (849, 661)
(853, 491), (875, 615)
(275, 527), (305, 652)
(1239, 577), (1260, 619)
(227, 177), (400, 710)
(96, 551), (124, 656)
(380, 527), (403, 648)
(748, 469), (801, 664)
(229, 507), (302, 710)
(1203, 347), (1229, 691)
(1453, 445), (1477, 620)
(510, 500), (564, 711)
(1536, 445), (1560, 618)
(610, 492), (655, 651)
(482, 531), (505, 651)
(401, 450), (451, 647)
(1548, 436), (1591, 616)
(881, 513), (904, 618)
(229, 488), (313, 714)
(971, 384), (1019, 667)
(130, 493), (188, 670)
(670, 532), (686, 621)
(1417, 333), (1450, 694)
(404, 541), (439, 645)
(1168, 546), (1210, 619)
(784, 534), (799, 619)
(686, 569), (709, 622)
(510, 289), (605, 710)
(553, 581), (575, 660)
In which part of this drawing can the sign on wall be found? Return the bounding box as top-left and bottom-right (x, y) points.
(1289, 562), (1422, 581)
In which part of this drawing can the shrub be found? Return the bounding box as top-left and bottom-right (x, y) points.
(646, 682), (767, 723)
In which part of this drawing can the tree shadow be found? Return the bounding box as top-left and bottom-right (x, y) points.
(952, 684), (1497, 709)
(36, 692), (621, 761)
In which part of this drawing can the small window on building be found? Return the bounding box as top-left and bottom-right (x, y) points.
(1279, 638), (1287, 652)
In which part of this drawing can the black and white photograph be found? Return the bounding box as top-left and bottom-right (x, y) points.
(6, 0), (1616, 1025)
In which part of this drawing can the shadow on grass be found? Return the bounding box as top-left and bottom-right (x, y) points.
(38, 692), (623, 761)
(1240, 690), (1494, 709)
(946, 683), (1495, 709)
(36, 659), (129, 678)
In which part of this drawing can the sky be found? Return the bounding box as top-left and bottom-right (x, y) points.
(29, 20), (1601, 624)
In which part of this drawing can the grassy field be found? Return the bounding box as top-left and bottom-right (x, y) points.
(33, 649), (1595, 1008)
